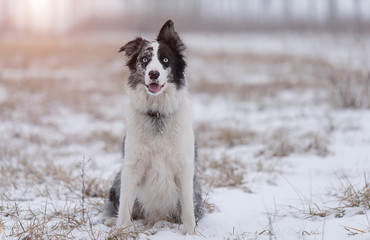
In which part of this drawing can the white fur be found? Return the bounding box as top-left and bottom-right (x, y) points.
(116, 67), (196, 234)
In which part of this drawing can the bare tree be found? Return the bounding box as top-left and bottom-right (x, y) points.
(283, 0), (291, 21)
(0, 0), (10, 30)
(354, 0), (362, 24)
(328, 0), (338, 23)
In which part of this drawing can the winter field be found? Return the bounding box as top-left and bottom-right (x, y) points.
(1, 31), (370, 240)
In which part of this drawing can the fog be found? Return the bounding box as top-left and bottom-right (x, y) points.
(0, 0), (369, 34)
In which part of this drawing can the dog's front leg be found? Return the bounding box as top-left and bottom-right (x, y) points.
(178, 165), (196, 235)
(116, 162), (142, 229)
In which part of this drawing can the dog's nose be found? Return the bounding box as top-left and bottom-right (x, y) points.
(149, 70), (160, 80)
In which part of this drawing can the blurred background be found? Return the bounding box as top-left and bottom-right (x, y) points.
(1, 0), (370, 34)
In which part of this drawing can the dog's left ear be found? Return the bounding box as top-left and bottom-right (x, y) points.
(119, 37), (147, 71)
(157, 20), (185, 53)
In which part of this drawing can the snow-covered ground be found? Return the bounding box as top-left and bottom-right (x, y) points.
(1, 32), (370, 240)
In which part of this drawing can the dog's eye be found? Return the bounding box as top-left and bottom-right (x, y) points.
(142, 57), (148, 63)
(163, 58), (169, 63)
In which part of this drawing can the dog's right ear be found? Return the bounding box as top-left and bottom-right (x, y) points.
(157, 20), (185, 54)
(119, 37), (146, 70)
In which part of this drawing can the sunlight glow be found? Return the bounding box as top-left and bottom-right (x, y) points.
(27, 0), (52, 32)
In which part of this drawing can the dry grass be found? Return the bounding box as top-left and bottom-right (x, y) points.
(0, 149), (72, 191)
(0, 142), (112, 239)
(86, 131), (123, 153)
(298, 177), (370, 238)
(195, 123), (257, 148)
(0, 159), (112, 239)
(190, 78), (301, 101)
(256, 129), (329, 159)
(327, 66), (370, 108)
(306, 173), (370, 221)
(0, 35), (126, 157)
(198, 152), (249, 192)
(338, 174), (370, 209)
(306, 204), (346, 219)
(2, 33), (365, 238)
(189, 50), (370, 110)
(0, 35), (127, 116)
(83, 177), (110, 199)
(0, 147), (110, 201)
(1, 199), (135, 240)
(188, 52), (329, 101)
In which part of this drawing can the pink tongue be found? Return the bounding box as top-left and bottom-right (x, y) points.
(149, 83), (161, 93)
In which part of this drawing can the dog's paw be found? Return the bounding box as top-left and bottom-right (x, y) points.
(182, 214), (197, 235)
(104, 217), (117, 227)
(115, 217), (132, 230)
(90, 215), (104, 225)
(182, 224), (197, 235)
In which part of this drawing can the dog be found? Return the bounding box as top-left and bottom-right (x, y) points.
(101, 20), (203, 235)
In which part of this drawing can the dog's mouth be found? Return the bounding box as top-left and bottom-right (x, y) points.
(147, 83), (165, 94)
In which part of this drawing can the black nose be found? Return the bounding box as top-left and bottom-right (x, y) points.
(149, 70), (160, 80)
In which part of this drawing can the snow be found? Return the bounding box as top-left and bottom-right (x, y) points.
(1, 32), (370, 239)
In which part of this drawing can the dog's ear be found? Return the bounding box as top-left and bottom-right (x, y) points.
(156, 20), (185, 53)
(119, 37), (146, 70)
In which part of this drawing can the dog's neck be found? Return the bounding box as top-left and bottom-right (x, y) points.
(127, 84), (187, 116)
(147, 110), (161, 118)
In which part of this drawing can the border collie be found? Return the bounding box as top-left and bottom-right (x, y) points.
(101, 20), (203, 235)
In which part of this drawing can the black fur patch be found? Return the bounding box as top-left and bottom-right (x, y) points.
(158, 42), (186, 89)
(157, 20), (186, 54)
(157, 20), (186, 89)
(119, 37), (149, 72)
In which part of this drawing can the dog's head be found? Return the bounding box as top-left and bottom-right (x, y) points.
(119, 20), (186, 95)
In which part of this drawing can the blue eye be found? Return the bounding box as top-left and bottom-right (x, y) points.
(163, 58), (169, 63)
(142, 57), (148, 63)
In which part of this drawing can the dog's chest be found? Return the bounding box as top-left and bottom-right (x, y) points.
(125, 100), (193, 219)
(147, 115), (167, 134)
(137, 146), (180, 220)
